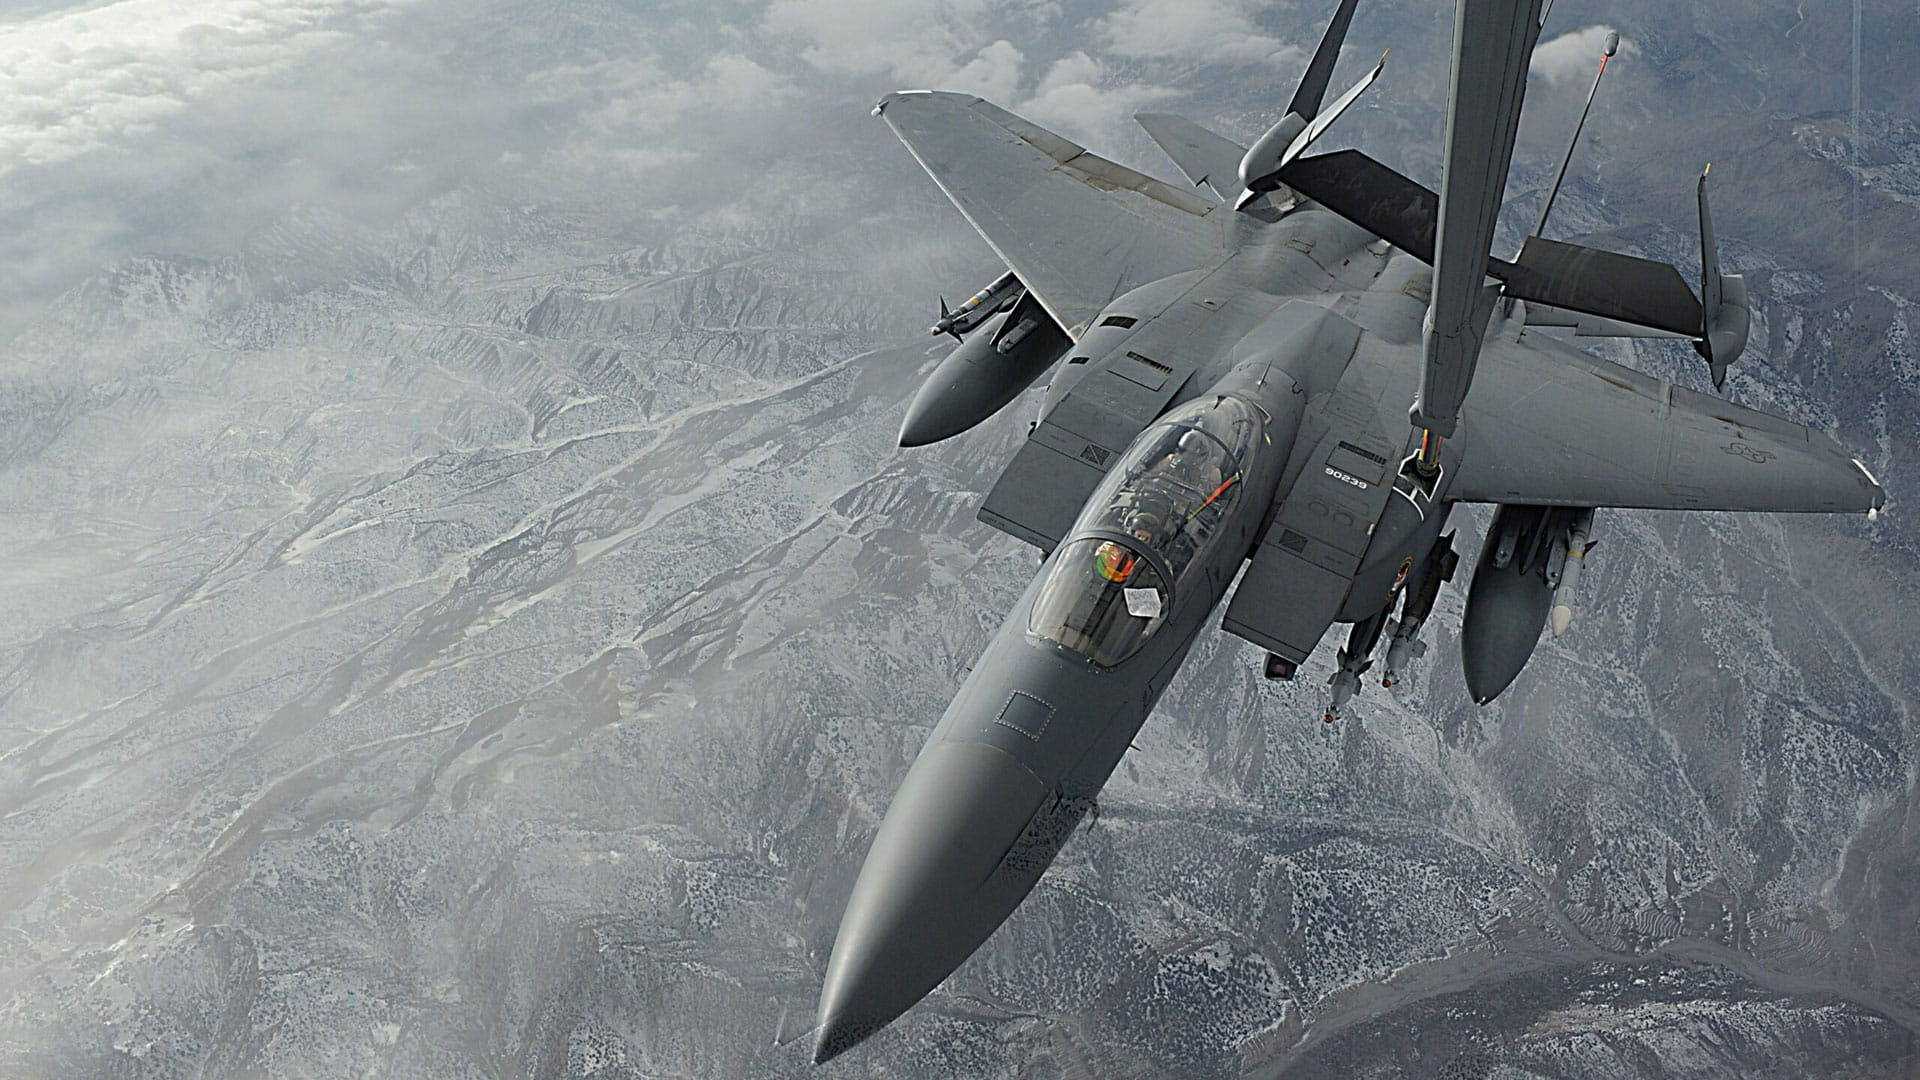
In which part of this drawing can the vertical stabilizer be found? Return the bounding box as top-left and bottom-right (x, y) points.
(1695, 166), (1750, 389)
(1289, 0), (1363, 119)
(1235, 0), (1372, 203)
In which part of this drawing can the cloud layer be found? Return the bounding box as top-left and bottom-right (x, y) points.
(0, 0), (1359, 336)
(0, 0), (408, 174)
(1530, 24), (1639, 87)
(1098, 0), (1298, 65)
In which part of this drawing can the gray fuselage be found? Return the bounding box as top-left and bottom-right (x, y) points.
(814, 207), (1466, 1060)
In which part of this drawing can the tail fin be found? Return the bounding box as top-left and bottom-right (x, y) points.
(1236, 0), (1379, 204)
(1290, 0), (1363, 119)
(1694, 166), (1750, 390)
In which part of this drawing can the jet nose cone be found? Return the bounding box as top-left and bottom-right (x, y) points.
(812, 740), (1053, 1062)
(896, 392), (962, 448)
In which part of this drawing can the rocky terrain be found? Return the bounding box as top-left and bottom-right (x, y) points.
(0, 1), (1914, 1077)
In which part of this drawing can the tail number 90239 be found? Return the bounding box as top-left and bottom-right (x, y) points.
(1324, 466), (1369, 489)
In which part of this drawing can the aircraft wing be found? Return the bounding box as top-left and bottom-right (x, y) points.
(876, 91), (1228, 336)
(1452, 333), (1884, 513)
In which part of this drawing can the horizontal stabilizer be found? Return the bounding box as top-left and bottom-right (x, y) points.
(1135, 113), (1247, 203)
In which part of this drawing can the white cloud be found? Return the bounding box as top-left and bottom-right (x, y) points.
(1098, 0), (1299, 65)
(947, 39), (1026, 104)
(557, 52), (796, 138)
(0, 0), (561, 335)
(1530, 24), (1638, 87)
(0, 0), (408, 174)
(0, 0), (1200, 338)
(761, 0), (1026, 88)
(754, 0), (1175, 151)
(1035, 51), (1103, 98)
(1019, 52), (1177, 148)
(537, 51), (802, 183)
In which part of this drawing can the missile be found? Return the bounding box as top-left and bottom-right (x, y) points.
(930, 270), (1021, 339)
(1325, 647), (1366, 721)
(1381, 621), (1426, 687)
(1324, 609), (1389, 720)
(1381, 532), (1457, 687)
(1549, 510), (1595, 637)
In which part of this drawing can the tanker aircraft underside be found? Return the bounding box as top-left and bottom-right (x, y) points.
(812, 0), (1885, 1063)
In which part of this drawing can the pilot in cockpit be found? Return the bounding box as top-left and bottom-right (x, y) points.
(1165, 430), (1221, 493)
(1126, 510), (1162, 548)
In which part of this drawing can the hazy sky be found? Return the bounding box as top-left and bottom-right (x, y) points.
(0, 0), (1308, 335)
(0, 1), (1506, 328)
(0, 0), (1869, 341)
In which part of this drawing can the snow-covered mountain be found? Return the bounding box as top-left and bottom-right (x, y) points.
(0, 2), (1914, 1077)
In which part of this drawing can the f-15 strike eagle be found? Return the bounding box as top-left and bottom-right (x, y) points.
(813, 0), (1884, 1063)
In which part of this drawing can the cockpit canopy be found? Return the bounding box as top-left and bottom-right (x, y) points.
(1028, 395), (1263, 667)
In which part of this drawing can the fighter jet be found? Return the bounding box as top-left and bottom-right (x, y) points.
(813, 0), (1884, 1062)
